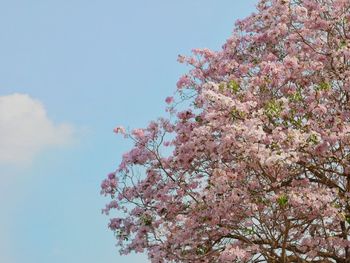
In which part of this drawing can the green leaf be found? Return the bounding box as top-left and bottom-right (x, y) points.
(230, 108), (245, 120)
(196, 245), (209, 255)
(270, 142), (280, 150)
(316, 82), (331, 91)
(346, 216), (350, 224)
(218, 83), (225, 92)
(228, 80), (240, 93)
(307, 134), (318, 145)
(264, 100), (283, 119)
(277, 195), (288, 207)
(195, 116), (203, 123)
(243, 227), (256, 235)
(289, 89), (303, 102)
(338, 40), (347, 50)
(140, 214), (152, 226)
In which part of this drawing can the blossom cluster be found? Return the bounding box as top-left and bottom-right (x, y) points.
(102, 0), (350, 262)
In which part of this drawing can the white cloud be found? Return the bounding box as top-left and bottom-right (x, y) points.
(0, 93), (74, 164)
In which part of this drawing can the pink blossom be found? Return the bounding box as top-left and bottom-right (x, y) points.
(165, 96), (174, 104)
(101, 1), (350, 261)
(176, 75), (191, 89)
(113, 126), (126, 135)
(131, 128), (144, 138)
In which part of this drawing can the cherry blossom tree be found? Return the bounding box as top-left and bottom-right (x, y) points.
(101, 0), (350, 262)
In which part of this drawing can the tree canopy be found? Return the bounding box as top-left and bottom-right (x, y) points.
(101, 0), (350, 262)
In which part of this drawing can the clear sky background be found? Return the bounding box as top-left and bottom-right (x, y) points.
(0, 1), (257, 262)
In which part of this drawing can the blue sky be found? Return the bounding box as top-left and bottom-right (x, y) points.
(0, 1), (257, 262)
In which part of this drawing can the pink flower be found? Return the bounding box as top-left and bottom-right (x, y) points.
(176, 75), (191, 89)
(101, 1), (350, 261)
(165, 96), (174, 104)
(113, 126), (126, 135)
(108, 172), (116, 180)
(132, 128), (144, 138)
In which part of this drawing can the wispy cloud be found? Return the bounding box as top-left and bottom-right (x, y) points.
(0, 93), (74, 164)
